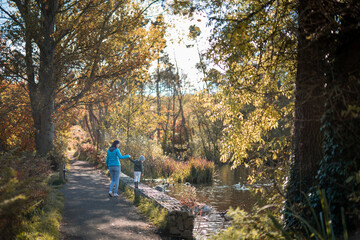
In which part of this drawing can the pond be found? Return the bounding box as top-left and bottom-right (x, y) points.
(145, 164), (268, 212)
(144, 164), (276, 238)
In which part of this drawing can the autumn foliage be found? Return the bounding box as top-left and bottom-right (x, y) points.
(0, 153), (51, 238)
(0, 82), (35, 151)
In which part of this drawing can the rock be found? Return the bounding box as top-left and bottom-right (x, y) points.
(184, 217), (194, 229)
(182, 230), (193, 238)
(193, 205), (200, 214)
(181, 211), (189, 219)
(168, 214), (176, 223)
(176, 218), (184, 231)
(223, 213), (233, 221)
(154, 185), (164, 192)
(169, 226), (181, 235)
(199, 205), (212, 216)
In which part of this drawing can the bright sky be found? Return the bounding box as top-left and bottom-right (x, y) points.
(0, 0), (9, 23)
(146, 2), (212, 92)
(164, 12), (211, 91)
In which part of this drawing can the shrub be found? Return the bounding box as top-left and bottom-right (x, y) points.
(179, 185), (198, 209)
(78, 143), (97, 161)
(0, 152), (64, 239)
(184, 158), (215, 184)
(78, 142), (215, 184)
(170, 158), (215, 183)
(17, 176), (64, 240)
(213, 206), (289, 240)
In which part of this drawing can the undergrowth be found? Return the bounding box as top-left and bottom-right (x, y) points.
(213, 189), (352, 240)
(119, 182), (168, 229)
(17, 173), (64, 240)
(0, 151), (65, 240)
(77, 143), (214, 184)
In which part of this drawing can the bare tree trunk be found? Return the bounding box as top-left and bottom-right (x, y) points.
(126, 93), (132, 148)
(84, 115), (95, 145)
(156, 58), (161, 140)
(171, 81), (177, 155)
(162, 96), (171, 154)
(97, 103), (105, 150)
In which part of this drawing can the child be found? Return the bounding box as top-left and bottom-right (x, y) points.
(129, 155), (145, 188)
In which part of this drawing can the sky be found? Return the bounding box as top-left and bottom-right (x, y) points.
(146, 1), (213, 92)
(164, 13), (211, 91)
(0, 0), (9, 23)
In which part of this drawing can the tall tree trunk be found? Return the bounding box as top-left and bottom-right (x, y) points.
(162, 95), (171, 154)
(36, 0), (57, 155)
(171, 82), (177, 155)
(156, 57), (161, 140)
(97, 103), (105, 150)
(318, 6), (360, 234)
(286, 0), (326, 227)
(126, 93), (132, 148)
(20, 0), (58, 155)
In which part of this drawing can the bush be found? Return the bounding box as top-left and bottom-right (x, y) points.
(179, 185), (198, 209)
(78, 143), (97, 161)
(0, 152), (64, 240)
(170, 158), (215, 183)
(213, 206), (289, 240)
(79, 142), (215, 184)
(17, 177), (64, 240)
(184, 158), (215, 184)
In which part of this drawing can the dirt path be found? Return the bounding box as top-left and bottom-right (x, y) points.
(60, 160), (162, 240)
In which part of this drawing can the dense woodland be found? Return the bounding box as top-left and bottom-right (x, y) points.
(0, 0), (359, 239)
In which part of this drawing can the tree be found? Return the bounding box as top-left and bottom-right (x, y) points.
(199, 0), (360, 234)
(285, 0), (327, 227)
(77, 13), (166, 151)
(167, 0), (360, 235)
(152, 53), (191, 158)
(301, 0), (360, 234)
(195, 0), (296, 180)
(191, 88), (224, 162)
(0, 80), (35, 151)
(0, 0), (165, 155)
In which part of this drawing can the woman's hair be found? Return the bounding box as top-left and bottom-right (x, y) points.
(111, 140), (120, 148)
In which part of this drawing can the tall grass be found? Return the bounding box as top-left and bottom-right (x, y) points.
(170, 158), (215, 183)
(118, 181), (168, 229)
(78, 143), (215, 184)
(17, 175), (64, 240)
(0, 153), (64, 240)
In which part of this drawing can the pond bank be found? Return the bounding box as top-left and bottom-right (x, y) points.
(145, 164), (266, 212)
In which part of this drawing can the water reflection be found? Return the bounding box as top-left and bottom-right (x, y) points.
(145, 164), (262, 212)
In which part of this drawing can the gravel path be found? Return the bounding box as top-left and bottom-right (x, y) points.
(60, 160), (161, 240)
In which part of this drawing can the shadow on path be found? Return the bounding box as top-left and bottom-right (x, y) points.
(60, 160), (161, 240)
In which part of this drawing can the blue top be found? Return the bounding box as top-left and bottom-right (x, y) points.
(106, 147), (130, 168)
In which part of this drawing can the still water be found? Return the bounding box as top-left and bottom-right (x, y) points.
(146, 164), (262, 212)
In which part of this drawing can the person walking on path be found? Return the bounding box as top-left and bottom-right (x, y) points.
(129, 155), (145, 188)
(106, 140), (131, 197)
(60, 159), (161, 240)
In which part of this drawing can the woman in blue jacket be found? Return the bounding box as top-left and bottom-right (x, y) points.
(106, 140), (131, 197)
